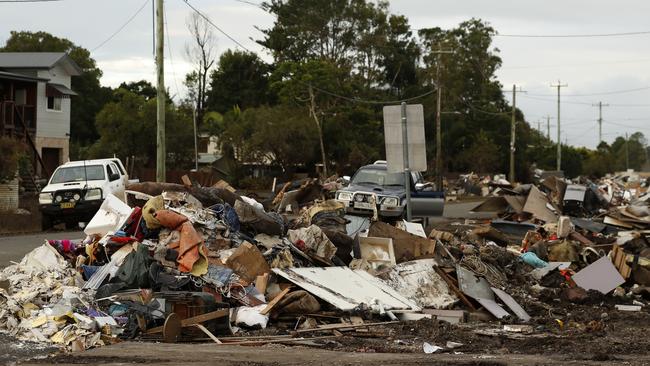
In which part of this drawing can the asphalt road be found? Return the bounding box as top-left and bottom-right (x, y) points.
(0, 230), (84, 268)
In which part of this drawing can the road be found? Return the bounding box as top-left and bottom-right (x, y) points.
(0, 230), (84, 268)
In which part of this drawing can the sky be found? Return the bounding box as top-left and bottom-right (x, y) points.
(1, 0), (650, 149)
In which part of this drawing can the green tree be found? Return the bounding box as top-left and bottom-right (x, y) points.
(206, 50), (274, 113)
(89, 88), (194, 169)
(118, 80), (158, 100)
(1, 31), (111, 149)
(456, 130), (500, 173)
(611, 132), (647, 171)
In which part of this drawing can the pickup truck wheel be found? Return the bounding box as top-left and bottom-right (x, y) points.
(41, 214), (52, 231)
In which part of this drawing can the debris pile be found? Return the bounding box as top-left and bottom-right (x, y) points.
(1, 172), (649, 357)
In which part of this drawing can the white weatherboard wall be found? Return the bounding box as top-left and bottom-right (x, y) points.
(36, 64), (71, 139)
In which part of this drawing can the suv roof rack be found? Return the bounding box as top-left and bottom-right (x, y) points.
(373, 160), (387, 165)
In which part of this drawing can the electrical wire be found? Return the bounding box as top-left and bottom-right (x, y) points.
(304, 81), (437, 105)
(496, 30), (650, 38)
(0, 0), (61, 2)
(164, 6), (182, 101)
(519, 94), (593, 106)
(457, 97), (510, 116)
(526, 86), (650, 98)
(91, 0), (149, 52)
(181, 0), (253, 52)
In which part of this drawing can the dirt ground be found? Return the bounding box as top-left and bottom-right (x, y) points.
(13, 303), (650, 366)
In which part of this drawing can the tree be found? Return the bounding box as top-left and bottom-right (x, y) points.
(217, 104), (318, 174)
(185, 13), (216, 126)
(1, 31), (111, 149)
(206, 50), (274, 113)
(611, 132), (647, 171)
(456, 130), (500, 173)
(89, 88), (194, 169)
(118, 80), (158, 100)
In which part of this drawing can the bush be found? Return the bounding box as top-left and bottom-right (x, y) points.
(0, 137), (24, 183)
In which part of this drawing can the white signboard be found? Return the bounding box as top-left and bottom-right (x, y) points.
(382, 104), (427, 173)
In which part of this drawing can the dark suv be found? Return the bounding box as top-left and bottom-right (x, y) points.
(335, 161), (444, 221)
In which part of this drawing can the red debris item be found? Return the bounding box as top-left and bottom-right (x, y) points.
(294, 239), (307, 252)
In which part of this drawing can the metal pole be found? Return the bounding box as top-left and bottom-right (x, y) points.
(155, 0), (166, 182)
(551, 81), (567, 171)
(435, 70), (442, 191)
(193, 106), (198, 171)
(556, 85), (561, 171)
(546, 115), (550, 141)
(625, 132), (629, 170)
(509, 84), (516, 183)
(401, 102), (412, 222)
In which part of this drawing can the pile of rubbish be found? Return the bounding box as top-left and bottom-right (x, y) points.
(1, 172), (650, 355)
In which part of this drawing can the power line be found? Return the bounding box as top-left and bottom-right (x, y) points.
(306, 82), (437, 105)
(496, 30), (650, 38)
(0, 0), (61, 2)
(502, 58), (650, 71)
(527, 86), (650, 98)
(181, 0), (253, 52)
(458, 98), (510, 116)
(233, 0), (264, 9)
(164, 3), (182, 101)
(520, 94), (593, 106)
(92, 0), (149, 52)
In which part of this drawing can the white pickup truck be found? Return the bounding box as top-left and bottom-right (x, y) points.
(39, 158), (129, 229)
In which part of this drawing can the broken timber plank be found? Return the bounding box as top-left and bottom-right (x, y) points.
(294, 321), (399, 334)
(260, 288), (290, 315)
(193, 324), (222, 344)
(433, 266), (477, 311)
(146, 309), (230, 334)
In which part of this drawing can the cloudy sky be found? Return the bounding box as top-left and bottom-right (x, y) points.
(2, 0), (649, 149)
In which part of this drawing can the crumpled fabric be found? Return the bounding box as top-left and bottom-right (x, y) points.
(155, 209), (208, 276)
(287, 225), (337, 260)
(142, 195), (164, 229)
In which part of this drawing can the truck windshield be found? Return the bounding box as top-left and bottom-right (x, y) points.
(351, 168), (405, 186)
(50, 165), (105, 184)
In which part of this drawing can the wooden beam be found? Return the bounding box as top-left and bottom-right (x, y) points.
(193, 324), (222, 344)
(260, 287), (290, 315)
(146, 309), (229, 334)
(293, 321), (400, 334)
(433, 266), (477, 311)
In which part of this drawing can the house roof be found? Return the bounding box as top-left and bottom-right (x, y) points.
(0, 52), (82, 76)
(47, 83), (77, 96)
(0, 70), (49, 83)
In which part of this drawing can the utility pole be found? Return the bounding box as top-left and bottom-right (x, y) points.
(550, 81), (568, 171)
(400, 102), (412, 222)
(433, 48), (454, 191)
(625, 132), (630, 170)
(508, 84), (526, 183)
(193, 106), (198, 171)
(592, 101), (609, 145)
(155, 0), (166, 182)
(545, 115), (552, 141)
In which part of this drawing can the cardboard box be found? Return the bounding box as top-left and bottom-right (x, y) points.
(359, 236), (396, 267)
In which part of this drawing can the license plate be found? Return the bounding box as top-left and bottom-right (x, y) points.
(60, 202), (76, 209)
(354, 202), (373, 210)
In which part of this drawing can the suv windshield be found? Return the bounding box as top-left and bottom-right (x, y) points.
(351, 168), (405, 186)
(50, 165), (105, 184)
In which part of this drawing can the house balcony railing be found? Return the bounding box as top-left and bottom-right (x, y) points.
(0, 100), (36, 137)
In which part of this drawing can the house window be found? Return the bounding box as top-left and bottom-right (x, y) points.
(47, 96), (62, 111)
(198, 137), (209, 153)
